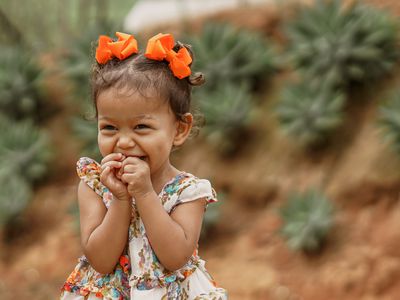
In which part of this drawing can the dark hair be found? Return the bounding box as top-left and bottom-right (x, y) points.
(91, 42), (205, 135)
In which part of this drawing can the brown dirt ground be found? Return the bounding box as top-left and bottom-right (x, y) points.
(1, 1), (400, 299)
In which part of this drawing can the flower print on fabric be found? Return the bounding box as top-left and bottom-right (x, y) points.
(127, 171), (227, 299)
(60, 157), (131, 300)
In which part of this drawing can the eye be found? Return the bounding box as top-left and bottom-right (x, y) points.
(101, 124), (117, 131)
(135, 124), (150, 130)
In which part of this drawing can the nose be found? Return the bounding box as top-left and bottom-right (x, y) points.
(117, 134), (135, 149)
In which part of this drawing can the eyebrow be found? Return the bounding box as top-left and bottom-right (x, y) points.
(98, 114), (155, 121)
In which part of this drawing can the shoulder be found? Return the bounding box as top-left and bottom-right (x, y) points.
(177, 173), (217, 201)
(77, 157), (102, 179)
(164, 172), (217, 213)
(76, 157), (110, 200)
(76, 161), (108, 219)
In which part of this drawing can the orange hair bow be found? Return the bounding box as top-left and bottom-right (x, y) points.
(145, 33), (192, 79)
(95, 32), (138, 64)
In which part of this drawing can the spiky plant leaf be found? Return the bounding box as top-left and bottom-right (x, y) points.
(276, 83), (345, 146)
(379, 91), (400, 154)
(286, 0), (400, 89)
(0, 46), (47, 121)
(195, 82), (253, 154)
(63, 22), (120, 109)
(0, 115), (52, 183)
(0, 172), (32, 226)
(71, 115), (101, 161)
(279, 189), (334, 252)
(188, 22), (276, 91)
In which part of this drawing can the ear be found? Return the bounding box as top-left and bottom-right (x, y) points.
(173, 113), (193, 146)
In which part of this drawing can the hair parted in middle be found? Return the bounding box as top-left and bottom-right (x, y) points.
(91, 35), (205, 130)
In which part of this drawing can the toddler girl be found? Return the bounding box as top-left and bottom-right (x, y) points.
(60, 32), (227, 299)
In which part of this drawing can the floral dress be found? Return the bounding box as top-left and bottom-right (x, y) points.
(60, 157), (131, 300)
(61, 157), (227, 300)
(127, 168), (227, 300)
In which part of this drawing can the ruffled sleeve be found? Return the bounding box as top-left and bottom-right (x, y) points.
(76, 157), (113, 207)
(169, 175), (217, 213)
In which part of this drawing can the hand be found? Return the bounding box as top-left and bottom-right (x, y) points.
(100, 153), (130, 201)
(120, 157), (154, 198)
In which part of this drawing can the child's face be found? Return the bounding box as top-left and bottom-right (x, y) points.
(96, 87), (180, 176)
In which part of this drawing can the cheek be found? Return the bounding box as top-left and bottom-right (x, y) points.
(146, 135), (172, 154)
(98, 134), (114, 156)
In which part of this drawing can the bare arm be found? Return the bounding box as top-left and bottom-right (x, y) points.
(78, 181), (131, 274)
(135, 192), (206, 271)
(120, 157), (207, 271)
(78, 153), (132, 274)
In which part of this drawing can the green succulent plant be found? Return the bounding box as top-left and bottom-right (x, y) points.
(0, 46), (47, 121)
(63, 23), (120, 108)
(188, 22), (276, 91)
(0, 115), (51, 226)
(379, 91), (400, 155)
(286, 0), (400, 90)
(279, 189), (334, 252)
(0, 172), (32, 226)
(71, 115), (101, 161)
(195, 82), (253, 155)
(276, 83), (345, 146)
(0, 115), (52, 184)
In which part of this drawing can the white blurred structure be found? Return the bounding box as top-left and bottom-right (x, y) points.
(124, 0), (270, 33)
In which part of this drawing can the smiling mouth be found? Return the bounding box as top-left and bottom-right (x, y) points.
(120, 154), (148, 162)
(129, 156), (146, 161)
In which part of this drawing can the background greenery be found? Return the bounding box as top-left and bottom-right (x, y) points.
(1, 0), (399, 251)
(2, 0), (400, 298)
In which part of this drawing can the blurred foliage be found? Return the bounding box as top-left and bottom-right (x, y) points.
(0, 172), (32, 227)
(189, 22), (275, 155)
(276, 83), (345, 146)
(62, 23), (114, 162)
(0, 0), (136, 50)
(285, 0), (400, 90)
(71, 115), (102, 161)
(59, 15), (122, 160)
(62, 22), (122, 108)
(279, 189), (334, 252)
(0, 46), (49, 122)
(189, 22), (276, 91)
(379, 90), (400, 155)
(0, 0), (133, 185)
(277, 0), (400, 147)
(0, 115), (52, 226)
(195, 83), (254, 155)
(0, 115), (52, 184)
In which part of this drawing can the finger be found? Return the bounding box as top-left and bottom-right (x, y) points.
(100, 166), (111, 185)
(101, 153), (126, 165)
(101, 165), (120, 183)
(101, 166), (124, 189)
(116, 158), (137, 177)
(101, 169), (128, 200)
(120, 163), (136, 174)
(120, 173), (136, 184)
(101, 160), (122, 171)
(121, 156), (147, 169)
